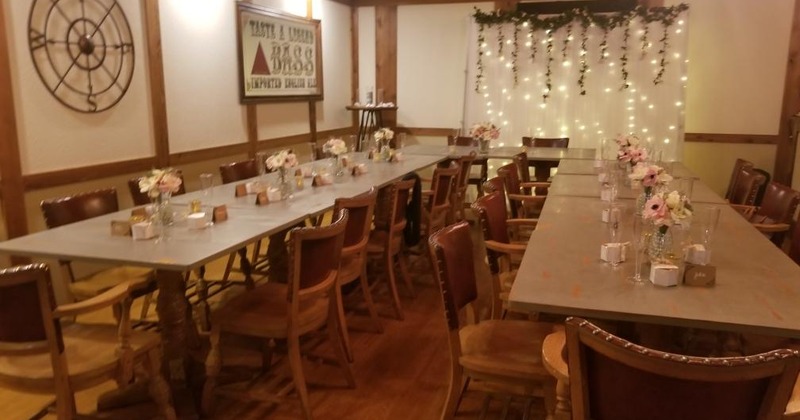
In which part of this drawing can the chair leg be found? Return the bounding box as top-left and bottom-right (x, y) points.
(261, 339), (273, 374)
(221, 253), (236, 282)
(543, 377), (557, 420)
(287, 332), (313, 420)
(335, 285), (354, 363)
(202, 323), (222, 416)
(397, 251), (416, 298)
(195, 278), (211, 332)
(328, 298), (356, 388)
(359, 266), (383, 333)
(385, 252), (404, 320)
(54, 377), (77, 420)
(139, 293), (153, 320)
(145, 349), (177, 420)
(441, 364), (466, 420)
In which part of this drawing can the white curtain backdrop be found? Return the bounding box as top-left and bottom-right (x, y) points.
(463, 13), (689, 161)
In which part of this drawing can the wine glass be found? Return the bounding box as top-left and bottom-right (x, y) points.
(607, 206), (622, 267)
(701, 206), (721, 250)
(628, 215), (645, 283)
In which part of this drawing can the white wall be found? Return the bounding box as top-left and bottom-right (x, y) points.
(5, 0), (154, 174)
(314, 0), (353, 132)
(357, 7), (375, 104)
(396, 3), (492, 129)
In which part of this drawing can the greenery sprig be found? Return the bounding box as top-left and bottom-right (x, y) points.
(578, 23), (588, 95)
(472, 4), (689, 98)
(620, 16), (631, 90)
(544, 32), (553, 102)
(512, 24), (520, 85)
(528, 25), (538, 63)
(475, 23), (485, 93)
(562, 23), (572, 60)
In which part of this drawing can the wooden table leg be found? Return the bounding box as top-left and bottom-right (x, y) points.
(155, 269), (205, 419)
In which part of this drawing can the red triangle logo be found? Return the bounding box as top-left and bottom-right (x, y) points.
(251, 42), (270, 75)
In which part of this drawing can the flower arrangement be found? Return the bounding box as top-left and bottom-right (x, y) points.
(629, 164), (672, 192)
(265, 150), (298, 171)
(469, 122), (500, 142)
(615, 134), (648, 166)
(374, 127), (394, 143)
(643, 190), (693, 233)
(322, 138), (348, 156)
(139, 168), (182, 199)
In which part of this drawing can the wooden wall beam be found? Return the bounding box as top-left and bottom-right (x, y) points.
(246, 105), (258, 157)
(684, 133), (779, 145)
(0, 1), (29, 242)
(494, 0), (518, 11)
(143, 0), (170, 168)
(375, 5), (397, 127)
(351, 5), (360, 128)
(774, 0), (800, 185)
(307, 0), (319, 145)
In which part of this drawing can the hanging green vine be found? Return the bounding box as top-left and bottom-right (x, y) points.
(544, 32), (554, 102)
(619, 15), (631, 90)
(512, 23), (520, 85)
(472, 4), (689, 98)
(528, 24), (538, 63)
(578, 20), (589, 95)
(561, 23), (572, 60)
(497, 25), (505, 58)
(640, 20), (650, 58)
(475, 23), (485, 93)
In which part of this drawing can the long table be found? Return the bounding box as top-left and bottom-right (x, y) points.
(0, 153), (444, 417)
(509, 183), (800, 339)
(401, 144), (596, 160)
(556, 159), (699, 179)
(548, 173), (726, 204)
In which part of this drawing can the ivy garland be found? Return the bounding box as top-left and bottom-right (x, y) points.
(472, 4), (689, 97)
(619, 16), (631, 90)
(512, 24), (520, 85)
(578, 21), (589, 95)
(562, 23), (572, 60)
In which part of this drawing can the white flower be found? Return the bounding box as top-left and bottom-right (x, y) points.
(266, 150), (298, 171)
(469, 122), (500, 141)
(374, 128), (394, 142)
(665, 190), (681, 209)
(139, 168), (182, 198)
(323, 138), (348, 156)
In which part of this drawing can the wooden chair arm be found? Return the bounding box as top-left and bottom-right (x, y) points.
(506, 218), (539, 227)
(508, 193), (546, 203)
(542, 330), (569, 383)
(752, 223), (791, 233)
(421, 190), (433, 197)
(53, 281), (131, 319)
(730, 204), (757, 219)
(485, 239), (527, 256)
(520, 181), (551, 189)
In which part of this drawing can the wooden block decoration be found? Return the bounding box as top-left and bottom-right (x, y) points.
(256, 191), (269, 206)
(235, 183), (248, 197)
(131, 207), (148, 218)
(213, 205), (228, 223)
(294, 168), (303, 177)
(111, 220), (132, 236)
(684, 263), (716, 287)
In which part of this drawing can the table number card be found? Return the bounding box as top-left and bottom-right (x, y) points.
(131, 207), (148, 218)
(235, 183), (249, 197)
(213, 205), (228, 223)
(684, 263), (716, 287)
(111, 220), (132, 236)
(255, 192), (269, 206)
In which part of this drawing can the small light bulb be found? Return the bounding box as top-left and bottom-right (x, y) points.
(668, 125), (675, 130)
(664, 138), (670, 144)
(487, 101), (492, 106)
(539, 103), (546, 109)
(522, 22), (528, 27)
(609, 62), (615, 67)
(680, 76), (688, 82)
(562, 61), (572, 67)
(676, 29), (682, 34)
(524, 77), (530, 82)
(501, 88), (507, 93)
(525, 42), (532, 47)
(642, 128), (649, 133)
(651, 59), (658, 65)
(604, 88), (611, 93)
(499, 56), (505, 61)
(506, 39), (511, 45)
(675, 101), (683, 107)
(481, 43), (488, 48)
(648, 104), (654, 109)
(487, 110), (492, 115)
(558, 85), (566, 92)
(673, 53), (681, 59)
(485, 51), (492, 56)
(678, 20), (684, 25)
(498, 111), (504, 117)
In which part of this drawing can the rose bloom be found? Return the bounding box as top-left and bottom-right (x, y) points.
(629, 147), (648, 164)
(617, 148), (631, 162)
(158, 174), (182, 193)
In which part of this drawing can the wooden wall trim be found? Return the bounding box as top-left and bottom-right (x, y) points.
(351, 6), (360, 128)
(684, 133), (779, 145)
(375, 5), (397, 127)
(246, 105), (258, 158)
(774, 0), (800, 184)
(398, 127), (456, 136)
(0, 0), (29, 240)
(23, 158), (157, 191)
(143, 0), (170, 168)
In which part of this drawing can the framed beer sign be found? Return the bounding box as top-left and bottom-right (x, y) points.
(236, 3), (323, 102)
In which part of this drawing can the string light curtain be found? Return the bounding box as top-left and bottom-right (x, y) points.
(463, 6), (689, 161)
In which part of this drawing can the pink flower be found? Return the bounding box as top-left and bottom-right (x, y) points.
(643, 195), (669, 224)
(629, 147), (648, 164)
(641, 167), (659, 187)
(617, 149), (631, 162)
(158, 173), (182, 193)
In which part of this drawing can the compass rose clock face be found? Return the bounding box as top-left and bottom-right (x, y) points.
(27, 0), (135, 113)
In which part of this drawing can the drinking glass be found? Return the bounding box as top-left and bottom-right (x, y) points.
(255, 151), (268, 176)
(396, 133), (406, 150)
(199, 173), (214, 197)
(674, 177), (694, 201)
(701, 206), (721, 249)
(607, 206), (622, 267)
(628, 215), (645, 283)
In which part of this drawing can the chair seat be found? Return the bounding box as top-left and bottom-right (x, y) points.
(70, 266), (154, 300)
(216, 282), (329, 338)
(339, 253), (363, 284)
(459, 320), (554, 381)
(0, 323), (159, 392)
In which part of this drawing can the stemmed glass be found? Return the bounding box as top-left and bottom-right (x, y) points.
(701, 206), (721, 253)
(199, 173), (213, 197)
(629, 215), (646, 283)
(607, 205), (622, 267)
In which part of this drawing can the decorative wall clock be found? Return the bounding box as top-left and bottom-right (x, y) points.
(27, 0), (135, 113)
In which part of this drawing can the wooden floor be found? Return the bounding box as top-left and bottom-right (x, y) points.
(1, 219), (548, 420)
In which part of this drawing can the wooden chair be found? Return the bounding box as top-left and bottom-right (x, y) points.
(733, 182), (800, 246)
(203, 210), (354, 420)
(496, 162), (549, 219)
(39, 189), (155, 316)
(725, 158), (755, 202)
(729, 166), (767, 206)
(472, 192), (538, 319)
(451, 152), (477, 222)
(542, 317), (800, 420)
(789, 222), (800, 266)
(218, 158), (264, 285)
(218, 158), (259, 185)
(0, 263), (175, 420)
(428, 221), (558, 419)
(522, 137), (569, 182)
(332, 188), (381, 362)
(448, 135), (488, 198)
(421, 165), (459, 239)
(367, 179), (416, 320)
(127, 173), (187, 206)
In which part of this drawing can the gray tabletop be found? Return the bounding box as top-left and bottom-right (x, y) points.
(548, 174), (725, 204)
(508, 195), (800, 338)
(0, 154), (444, 271)
(557, 159), (699, 179)
(401, 144), (596, 160)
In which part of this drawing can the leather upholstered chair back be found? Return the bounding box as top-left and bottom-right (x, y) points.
(729, 166), (767, 206)
(565, 317), (800, 420)
(725, 158), (754, 201)
(428, 221), (478, 331)
(127, 173), (186, 206)
(0, 264), (53, 350)
(287, 209), (348, 300)
(333, 188), (377, 251)
(522, 137), (569, 148)
(40, 188), (119, 229)
(219, 159), (259, 184)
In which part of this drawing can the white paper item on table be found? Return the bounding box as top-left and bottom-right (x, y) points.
(187, 212), (207, 229)
(685, 244), (710, 265)
(594, 159), (604, 168)
(131, 222), (156, 240)
(600, 243), (627, 263)
(600, 188), (616, 202)
(650, 264), (680, 287)
(267, 188), (282, 202)
(245, 181), (261, 194)
(598, 173), (608, 183)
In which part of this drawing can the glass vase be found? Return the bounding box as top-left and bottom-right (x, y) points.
(278, 168), (292, 200)
(478, 138), (490, 154)
(154, 191), (173, 225)
(648, 226), (674, 264)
